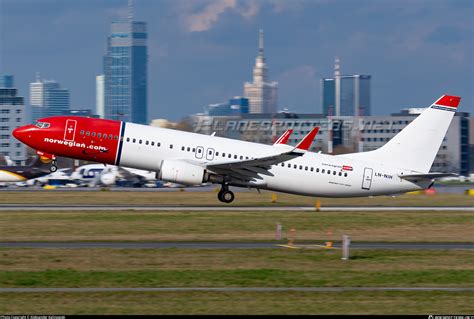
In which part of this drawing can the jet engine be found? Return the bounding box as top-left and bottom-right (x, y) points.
(158, 160), (206, 185)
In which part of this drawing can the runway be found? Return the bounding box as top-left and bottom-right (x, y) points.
(0, 287), (473, 293)
(1, 242), (472, 250)
(0, 204), (472, 211)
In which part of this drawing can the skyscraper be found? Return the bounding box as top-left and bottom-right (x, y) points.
(96, 75), (105, 118)
(321, 57), (371, 117)
(0, 75), (27, 164)
(244, 30), (278, 114)
(103, 1), (147, 124)
(0, 75), (14, 88)
(29, 74), (70, 121)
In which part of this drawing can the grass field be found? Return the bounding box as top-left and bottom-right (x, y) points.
(0, 190), (472, 206)
(0, 209), (472, 242)
(0, 292), (474, 315)
(0, 191), (472, 314)
(0, 248), (473, 314)
(1, 291), (473, 315)
(0, 249), (472, 288)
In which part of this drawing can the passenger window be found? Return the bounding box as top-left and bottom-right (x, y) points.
(338, 172), (342, 176)
(109, 134), (113, 139)
(139, 140), (142, 144)
(333, 171), (336, 175)
(344, 173), (348, 177)
(305, 166), (308, 171)
(322, 169), (325, 173)
(234, 155), (237, 159)
(215, 152), (219, 156)
(151, 141), (155, 146)
(310, 167), (314, 172)
(198, 148), (202, 153)
(115, 136), (119, 140)
(240, 155), (243, 160)
(92, 132), (96, 137)
(86, 131), (90, 136)
(228, 154), (231, 158)
(126, 137), (130, 142)
(299, 165), (302, 170)
(192, 148), (195, 152)
(316, 168), (320, 173)
(146, 141), (149, 145)
(182, 146), (185, 151)
(187, 147), (190, 152)
(170, 144), (173, 149)
(97, 133), (101, 138)
(158, 142), (161, 147)
(327, 170), (331, 174)
(133, 138), (136, 143)
(287, 164), (291, 168)
(80, 130), (84, 135)
(222, 153), (225, 157)
(293, 165), (297, 169)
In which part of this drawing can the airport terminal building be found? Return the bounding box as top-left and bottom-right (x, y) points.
(190, 109), (471, 176)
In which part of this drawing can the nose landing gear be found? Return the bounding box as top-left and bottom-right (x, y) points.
(218, 184), (234, 203)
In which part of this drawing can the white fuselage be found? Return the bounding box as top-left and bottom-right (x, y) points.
(117, 123), (427, 197)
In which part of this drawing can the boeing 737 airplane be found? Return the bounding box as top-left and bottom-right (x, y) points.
(12, 95), (460, 203)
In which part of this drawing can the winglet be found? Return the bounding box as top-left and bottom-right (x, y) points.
(295, 127), (319, 150)
(432, 95), (461, 109)
(273, 129), (293, 145)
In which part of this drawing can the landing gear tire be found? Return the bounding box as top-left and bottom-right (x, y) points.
(218, 189), (234, 203)
(50, 160), (58, 172)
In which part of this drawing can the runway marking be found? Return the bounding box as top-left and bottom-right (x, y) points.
(0, 287), (473, 293)
(0, 205), (472, 211)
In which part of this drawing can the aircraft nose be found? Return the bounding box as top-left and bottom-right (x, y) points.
(12, 125), (32, 142)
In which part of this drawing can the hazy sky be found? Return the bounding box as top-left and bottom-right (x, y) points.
(0, 0), (473, 121)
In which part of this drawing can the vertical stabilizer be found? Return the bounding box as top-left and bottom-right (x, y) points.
(342, 95), (461, 173)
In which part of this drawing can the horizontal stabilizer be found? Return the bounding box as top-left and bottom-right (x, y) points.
(295, 127), (319, 151)
(399, 173), (458, 181)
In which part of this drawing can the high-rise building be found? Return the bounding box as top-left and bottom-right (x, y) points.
(29, 74), (70, 121)
(0, 75), (27, 165)
(244, 30), (278, 114)
(103, 1), (147, 124)
(321, 57), (371, 116)
(96, 75), (105, 118)
(0, 75), (14, 88)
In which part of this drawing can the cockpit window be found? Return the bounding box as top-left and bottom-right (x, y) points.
(34, 122), (50, 129)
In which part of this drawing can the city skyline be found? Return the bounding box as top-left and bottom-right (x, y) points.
(0, 0), (472, 121)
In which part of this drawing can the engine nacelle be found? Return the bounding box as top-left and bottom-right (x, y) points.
(158, 160), (206, 185)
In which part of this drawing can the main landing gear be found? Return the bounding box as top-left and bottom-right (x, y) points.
(218, 184), (234, 203)
(50, 159), (58, 172)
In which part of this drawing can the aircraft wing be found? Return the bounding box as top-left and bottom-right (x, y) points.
(399, 172), (458, 181)
(203, 127), (319, 182)
(205, 148), (305, 182)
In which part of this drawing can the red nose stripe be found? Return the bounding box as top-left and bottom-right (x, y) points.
(434, 95), (461, 108)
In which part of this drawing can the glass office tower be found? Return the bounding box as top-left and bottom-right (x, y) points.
(103, 20), (148, 124)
